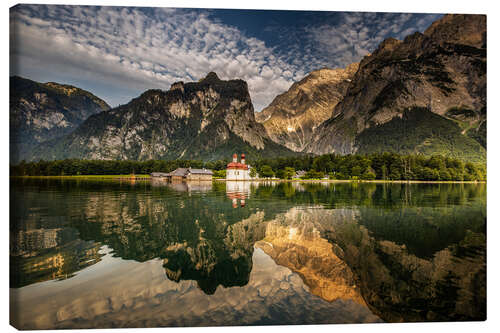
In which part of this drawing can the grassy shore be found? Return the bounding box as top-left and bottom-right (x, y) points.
(12, 174), (150, 179)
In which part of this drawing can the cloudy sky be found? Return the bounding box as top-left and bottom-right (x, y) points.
(10, 5), (442, 111)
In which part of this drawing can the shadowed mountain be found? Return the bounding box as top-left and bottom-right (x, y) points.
(10, 76), (110, 163)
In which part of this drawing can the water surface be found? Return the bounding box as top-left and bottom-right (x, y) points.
(10, 179), (486, 329)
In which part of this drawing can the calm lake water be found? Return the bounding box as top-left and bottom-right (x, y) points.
(10, 179), (486, 329)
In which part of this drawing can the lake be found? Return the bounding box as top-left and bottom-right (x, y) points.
(9, 179), (486, 329)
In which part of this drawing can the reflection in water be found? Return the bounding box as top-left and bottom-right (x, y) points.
(11, 228), (64, 256)
(10, 226), (104, 288)
(151, 179), (213, 192)
(226, 180), (255, 207)
(10, 246), (380, 329)
(10, 179), (486, 328)
(256, 208), (366, 304)
(326, 214), (486, 322)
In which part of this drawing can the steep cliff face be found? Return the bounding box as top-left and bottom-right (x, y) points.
(30, 72), (294, 161)
(256, 63), (358, 152)
(306, 14), (486, 162)
(10, 76), (110, 162)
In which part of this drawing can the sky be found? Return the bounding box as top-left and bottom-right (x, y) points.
(10, 5), (442, 111)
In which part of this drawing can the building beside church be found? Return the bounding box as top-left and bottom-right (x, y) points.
(185, 168), (214, 181)
(150, 168), (213, 181)
(226, 153), (253, 180)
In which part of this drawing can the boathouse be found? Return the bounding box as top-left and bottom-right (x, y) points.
(150, 172), (170, 180)
(185, 168), (214, 181)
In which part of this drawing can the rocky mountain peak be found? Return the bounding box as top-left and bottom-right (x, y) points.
(402, 32), (430, 49)
(360, 37), (405, 67)
(424, 14), (486, 48)
(169, 81), (184, 92)
(42, 81), (109, 110)
(374, 37), (402, 54)
(256, 62), (359, 152)
(44, 82), (78, 95)
(201, 71), (221, 83)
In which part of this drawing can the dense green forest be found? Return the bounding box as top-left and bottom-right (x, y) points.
(10, 152), (486, 181)
(355, 107), (486, 163)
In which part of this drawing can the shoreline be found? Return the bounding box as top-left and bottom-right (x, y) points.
(215, 178), (486, 184)
(10, 175), (151, 180)
(11, 175), (486, 184)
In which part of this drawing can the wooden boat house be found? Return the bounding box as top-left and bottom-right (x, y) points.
(150, 172), (170, 180)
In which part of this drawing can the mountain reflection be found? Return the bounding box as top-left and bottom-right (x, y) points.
(10, 227), (103, 288)
(10, 179), (486, 327)
(256, 208), (366, 304)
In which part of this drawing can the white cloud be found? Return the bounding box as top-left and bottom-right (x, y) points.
(10, 5), (301, 111)
(10, 6), (442, 111)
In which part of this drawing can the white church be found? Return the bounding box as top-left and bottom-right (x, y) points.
(226, 153), (254, 180)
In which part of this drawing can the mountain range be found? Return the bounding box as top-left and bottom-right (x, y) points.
(26, 72), (293, 162)
(10, 14), (486, 163)
(306, 14), (486, 162)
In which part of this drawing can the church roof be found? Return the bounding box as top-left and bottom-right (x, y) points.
(227, 162), (249, 170)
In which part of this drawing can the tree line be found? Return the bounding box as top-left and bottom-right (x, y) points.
(10, 159), (229, 177)
(10, 152), (485, 181)
(252, 153), (485, 181)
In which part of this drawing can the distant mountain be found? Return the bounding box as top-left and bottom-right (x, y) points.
(29, 72), (295, 161)
(306, 14), (486, 162)
(10, 76), (110, 163)
(256, 63), (359, 152)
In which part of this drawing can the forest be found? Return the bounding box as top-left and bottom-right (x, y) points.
(10, 152), (486, 181)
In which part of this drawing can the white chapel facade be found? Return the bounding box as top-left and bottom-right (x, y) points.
(226, 153), (252, 180)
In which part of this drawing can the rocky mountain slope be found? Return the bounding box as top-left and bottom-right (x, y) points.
(305, 14), (486, 162)
(255, 63), (359, 152)
(10, 76), (110, 163)
(29, 72), (295, 161)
